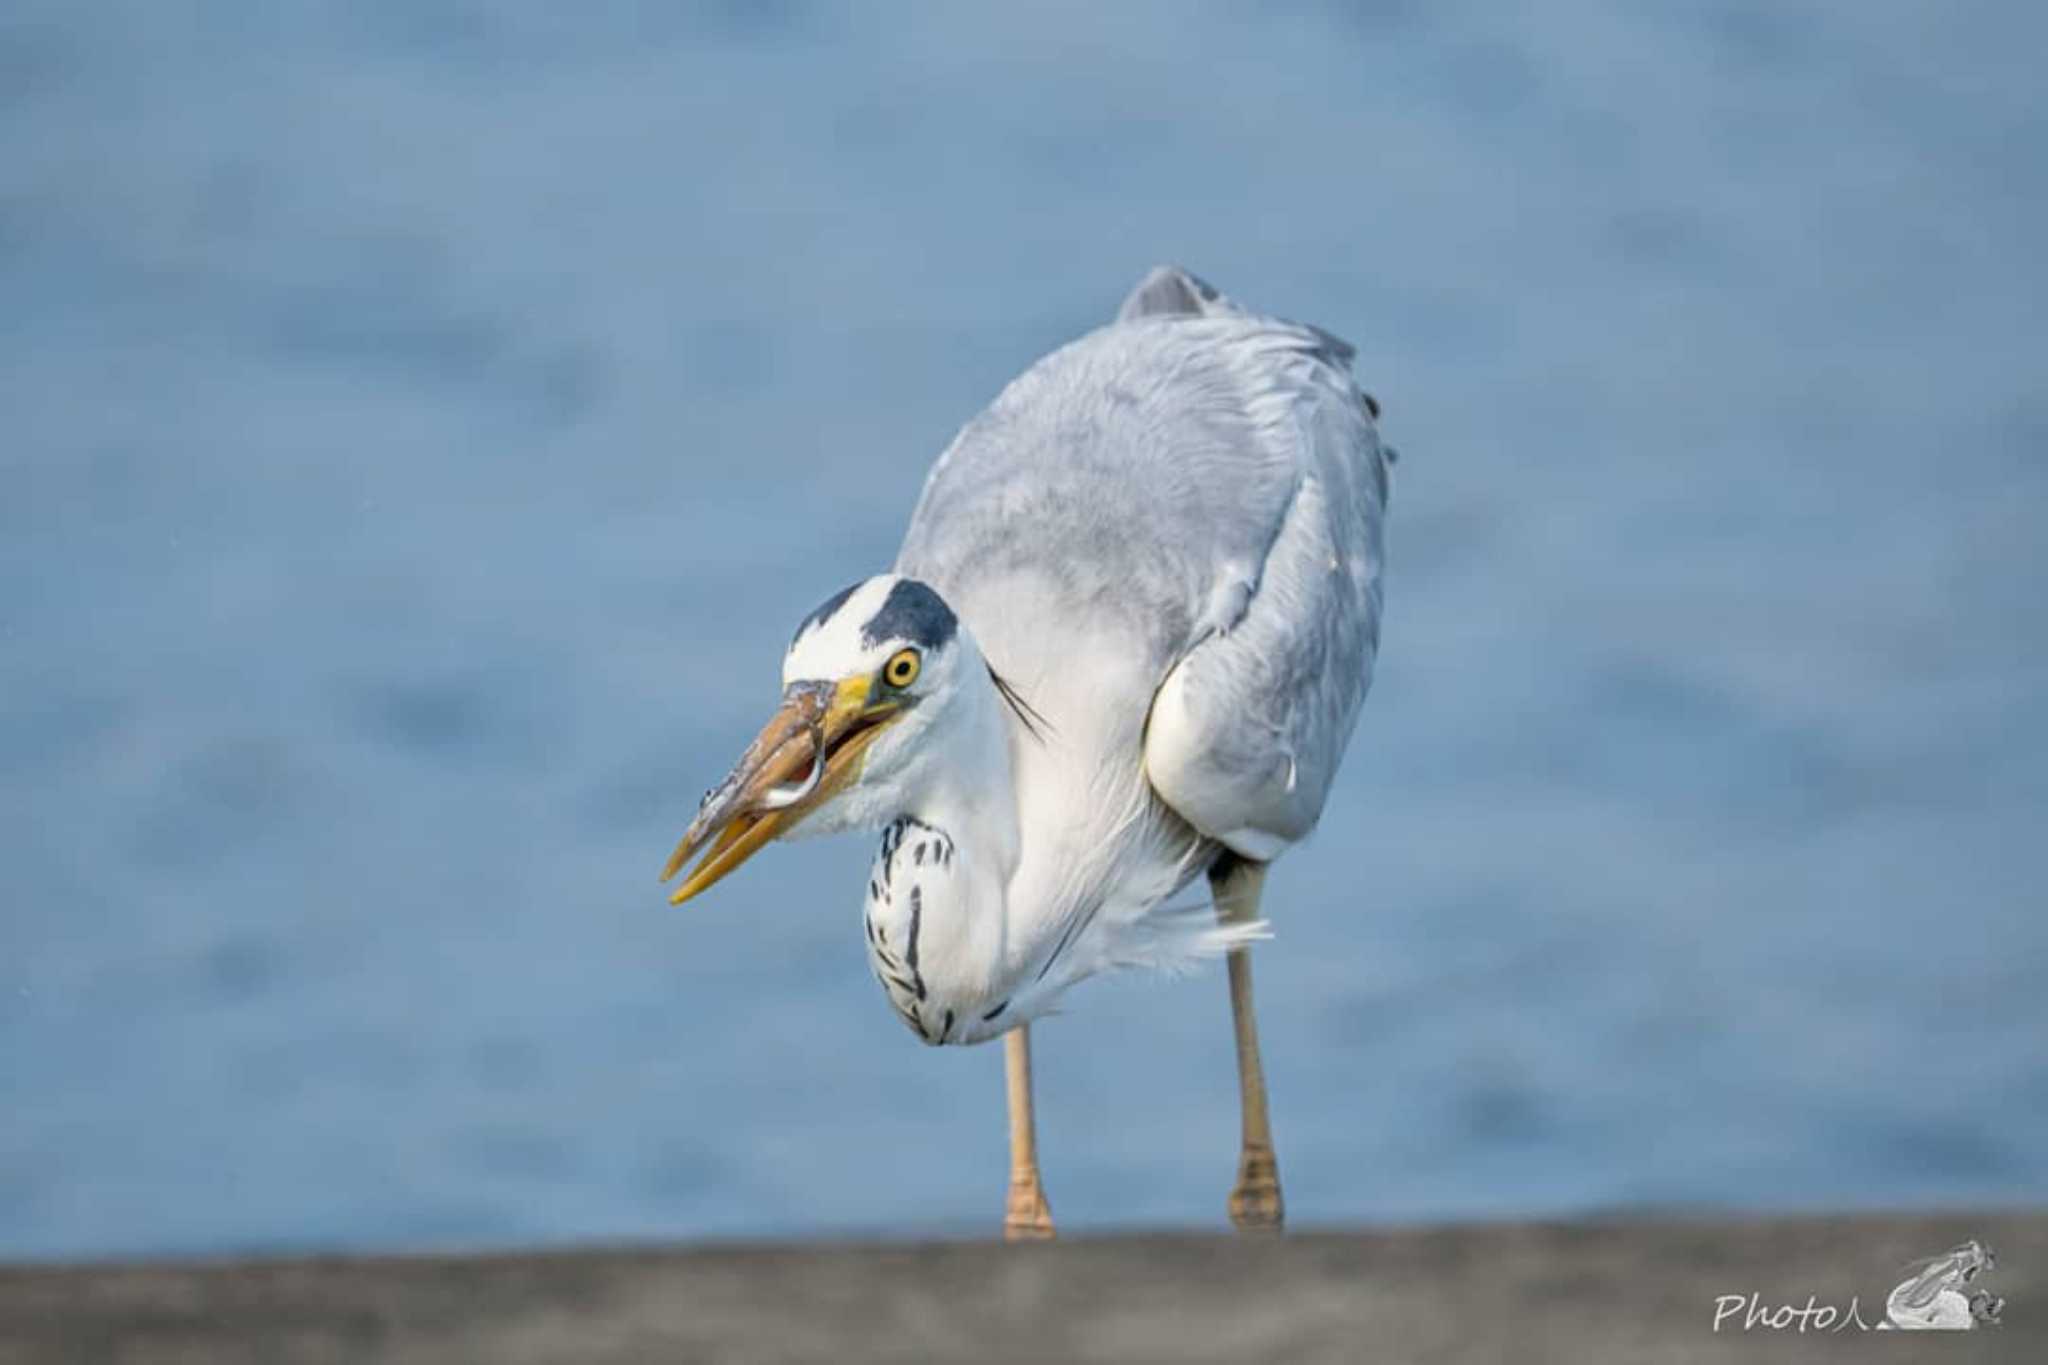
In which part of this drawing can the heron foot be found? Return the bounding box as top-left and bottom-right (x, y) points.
(1004, 1176), (1056, 1242)
(1227, 1143), (1284, 1233)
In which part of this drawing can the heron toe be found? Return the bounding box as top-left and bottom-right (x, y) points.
(1004, 1178), (1056, 1242)
(1228, 1144), (1285, 1233)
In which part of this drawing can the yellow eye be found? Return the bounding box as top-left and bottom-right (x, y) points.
(883, 648), (921, 689)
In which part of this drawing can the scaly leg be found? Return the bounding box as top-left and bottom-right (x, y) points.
(1212, 857), (1283, 1232)
(1002, 1023), (1056, 1241)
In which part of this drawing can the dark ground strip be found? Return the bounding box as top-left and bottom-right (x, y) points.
(2, 1212), (2041, 1364)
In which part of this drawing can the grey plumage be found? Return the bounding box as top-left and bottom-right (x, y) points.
(896, 266), (1390, 875)
(665, 264), (1394, 1042)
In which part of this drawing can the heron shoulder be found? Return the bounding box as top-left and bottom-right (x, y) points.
(1117, 264), (1359, 370)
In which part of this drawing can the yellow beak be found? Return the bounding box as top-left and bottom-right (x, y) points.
(660, 675), (901, 905)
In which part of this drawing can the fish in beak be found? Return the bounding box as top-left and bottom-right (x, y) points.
(660, 676), (903, 905)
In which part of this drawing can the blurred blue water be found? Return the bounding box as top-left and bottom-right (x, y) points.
(2, 1), (2045, 1259)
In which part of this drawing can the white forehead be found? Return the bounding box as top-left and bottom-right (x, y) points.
(783, 575), (907, 684)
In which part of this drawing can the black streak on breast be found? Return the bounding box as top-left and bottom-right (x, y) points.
(905, 884), (927, 1001)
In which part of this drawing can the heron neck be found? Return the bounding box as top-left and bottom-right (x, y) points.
(907, 667), (1021, 888)
(886, 667), (1025, 1028)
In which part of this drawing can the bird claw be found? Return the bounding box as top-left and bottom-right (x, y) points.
(1227, 1144), (1284, 1233)
(1003, 1177), (1056, 1242)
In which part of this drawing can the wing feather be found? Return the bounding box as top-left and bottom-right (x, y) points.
(895, 265), (1390, 943)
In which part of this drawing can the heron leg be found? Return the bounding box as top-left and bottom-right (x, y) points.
(1213, 857), (1284, 1232)
(1002, 1024), (1056, 1241)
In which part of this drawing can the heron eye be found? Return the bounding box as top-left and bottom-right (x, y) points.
(883, 648), (921, 689)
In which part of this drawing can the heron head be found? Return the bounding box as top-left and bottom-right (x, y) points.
(661, 575), (977, 904)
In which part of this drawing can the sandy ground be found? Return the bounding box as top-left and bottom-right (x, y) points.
(1, 1212), (2039, 1363)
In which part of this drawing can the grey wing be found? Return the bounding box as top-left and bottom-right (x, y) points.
(1132, 275), (1388, 860)
(897, 266), (1390, 860)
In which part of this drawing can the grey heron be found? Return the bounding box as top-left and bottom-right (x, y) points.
(661, 265), (1392, 1238)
